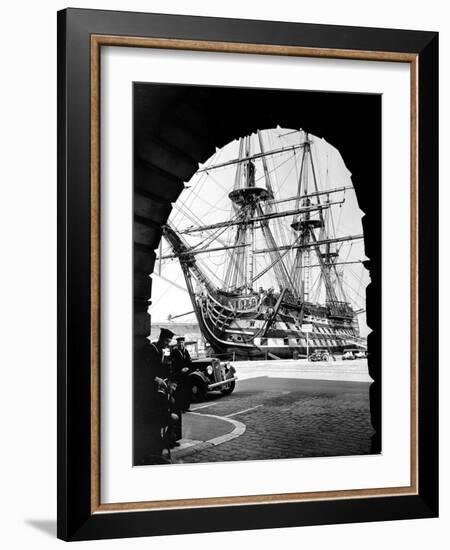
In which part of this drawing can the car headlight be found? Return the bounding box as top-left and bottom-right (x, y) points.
(206, 365), (213, 375)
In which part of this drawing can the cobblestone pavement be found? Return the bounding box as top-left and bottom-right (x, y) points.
(177, 376), (374, 464)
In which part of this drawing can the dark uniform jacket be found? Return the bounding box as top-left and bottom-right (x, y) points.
(148, 341), (171, 380)
(170, 347), (192, 380)
(133, 340), (172, 463)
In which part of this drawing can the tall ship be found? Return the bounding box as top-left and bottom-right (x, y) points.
(157, 128), (368, 359)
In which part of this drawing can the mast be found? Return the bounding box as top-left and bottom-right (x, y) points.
(291, 132), (323, 300)
(285, 130), (354, 309)
(160, 128), (363, 320)
(256, 130), (297, 294)
(224, 134), (273, 293)
(246, 137), (255, 292)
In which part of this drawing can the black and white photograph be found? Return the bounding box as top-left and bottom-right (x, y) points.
(0, 0), (443, 546)
(133, 83), (381, 466)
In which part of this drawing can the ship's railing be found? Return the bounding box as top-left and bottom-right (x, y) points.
(326, 301), (355, 319)
(209, 289), (264, 313)
(303, 302), (329, 316)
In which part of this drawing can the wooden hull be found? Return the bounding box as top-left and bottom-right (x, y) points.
(192, 289), (364, 360)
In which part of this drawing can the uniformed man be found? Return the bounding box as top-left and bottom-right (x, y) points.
(134, 327), (177, 464)
(147, 328), (181, 454)
(148, 328), (175, 380)
(171, 336), (192, 412)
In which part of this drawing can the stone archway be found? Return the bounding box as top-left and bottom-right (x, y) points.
(133, 83), (381, 461)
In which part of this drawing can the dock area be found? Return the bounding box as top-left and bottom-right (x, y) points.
(231, 358), (371, 383)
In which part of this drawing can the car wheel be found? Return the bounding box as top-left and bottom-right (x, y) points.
(190, 378), (207, 402)
(221, 381), (235, 395)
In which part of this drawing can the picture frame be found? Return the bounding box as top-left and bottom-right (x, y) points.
(57, 7), (438, 541)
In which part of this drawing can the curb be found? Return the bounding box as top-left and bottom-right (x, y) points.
(172, 411), (246, 459)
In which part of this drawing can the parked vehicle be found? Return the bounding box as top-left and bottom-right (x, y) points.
(188, 358), (237, 402)
(309, 350), (330, 362)
(342, 350), (355, 360)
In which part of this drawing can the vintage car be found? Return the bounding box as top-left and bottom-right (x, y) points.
(342, 350), (356, 360)
(309, 350), (330, 362)
(188, 358), (237, 402)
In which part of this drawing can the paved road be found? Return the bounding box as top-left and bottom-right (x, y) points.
(174, 373), (374, 464)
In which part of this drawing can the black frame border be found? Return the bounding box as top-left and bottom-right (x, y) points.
(57, 8), (438, 541)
